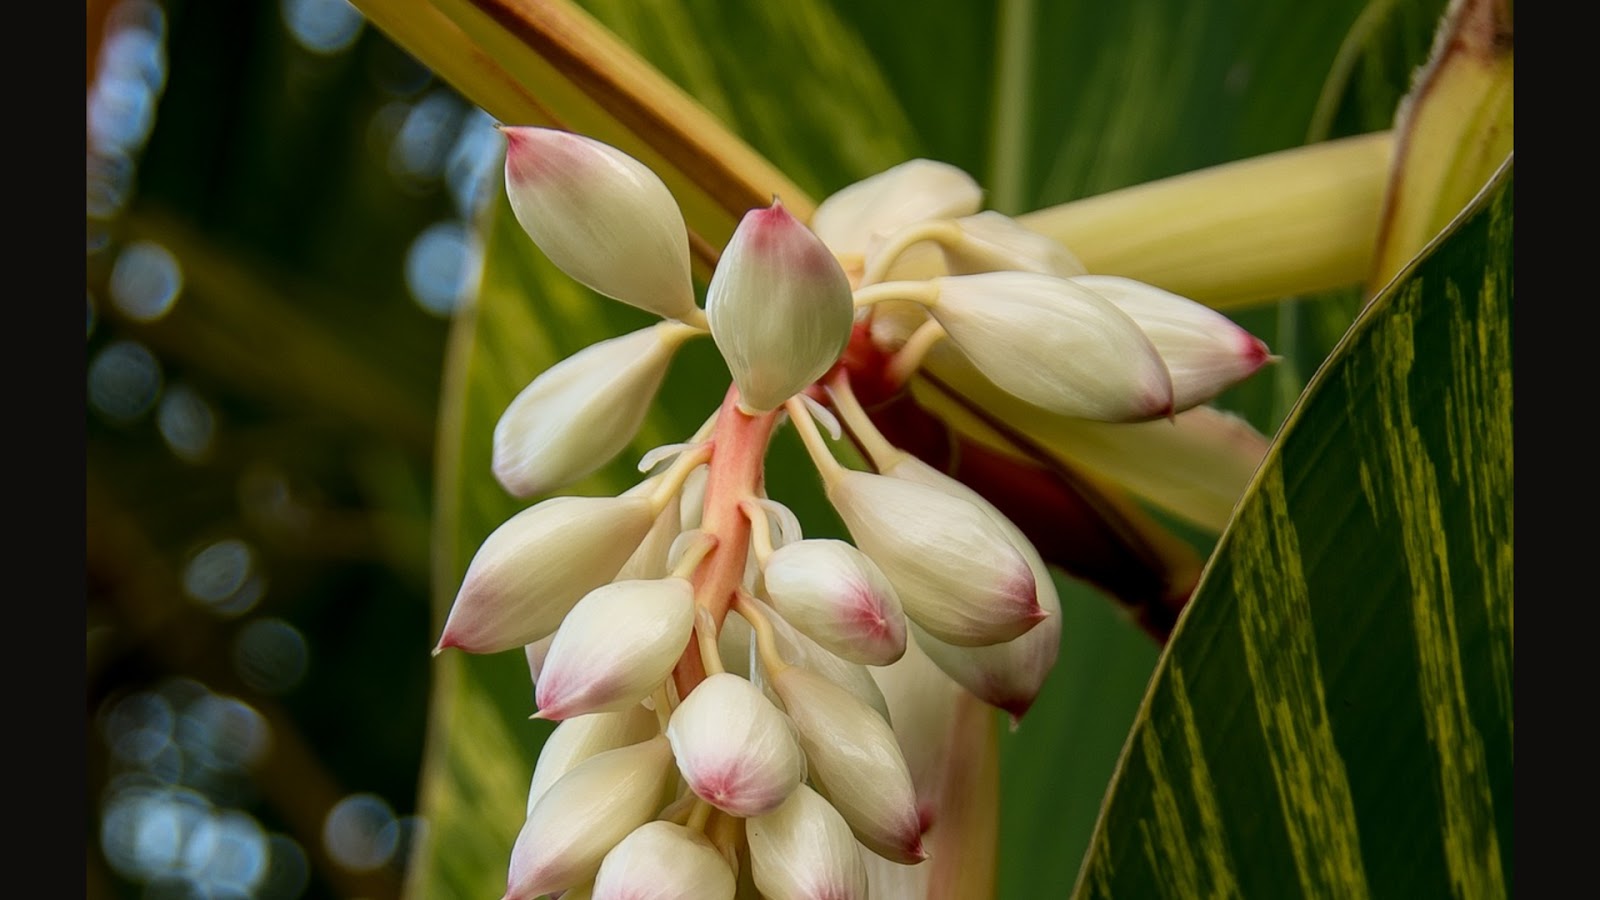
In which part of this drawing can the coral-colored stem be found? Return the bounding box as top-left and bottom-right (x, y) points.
(672, 385), (779, 698)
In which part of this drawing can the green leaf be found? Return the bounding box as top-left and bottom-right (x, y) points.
(1074, 163), (1512, 898)
(405, 1), (1483, 897)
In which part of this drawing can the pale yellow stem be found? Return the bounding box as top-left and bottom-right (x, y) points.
(885, 320), (949, 388)
(733, 592), (788, 678)
(694, 606), (726, 678)
(738, 500), (775, 567)
(825, 378), (908, 473)
(782, 397), (845, 487)
(852, 281), (942, 311)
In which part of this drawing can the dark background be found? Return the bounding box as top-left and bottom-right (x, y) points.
(87, 1), (480, 896)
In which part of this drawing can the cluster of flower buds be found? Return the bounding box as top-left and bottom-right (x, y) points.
(436, 127), (1273, 899)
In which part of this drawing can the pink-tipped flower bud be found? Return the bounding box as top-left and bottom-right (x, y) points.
(525, 706), (660, 815)
(771, 666), (925, 864)
(502, 127), (699, 323)
(882, 455), (1062, 724)
(825, 470), (1044, 648)
(747, 784), (869, 900)
(591, 821), (736, 900)
(706, 201), (854, 413)
(666, 673), (806, 817)
(1069, 275), (1273, 411)
(722, 597), (893, 723)
(493, 323), (696, 499)
(439, 495), (657, 655)
(811, 159), (982, 259)
(928, 271), (1175, 422)
(534, 578), (695, 720)
(507, 735), (675, 900)
(942, 210), (1087, 277)
(761, 539), (907, 666)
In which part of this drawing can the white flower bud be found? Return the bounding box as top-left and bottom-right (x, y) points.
(535, 578), (695, 720)
(493, 323), (695, 499)
(438, 495), (657, 655)
(507, 735), (675, 900)
(614, 496), (682, 582)
(591, 821), (735, 900)
(502, 127), (700, 322)
(725, 597), (894, 723)
(525, 706), (660, 815)
(747, 784), (869, 900)
(762, 539), (907, 666)
(811, 159), (983, 258)
(1068, 275), (1272, 411)
(943, 210), (1087, 277)
(525, 635), (553, 688)
(706, 201), (854, 413)
(928, 271), (1175, 422)
(826, 469), (1044, 647)
(772, 665), (926, 864)
(881, 455), (1061, 724)
(666, 673), (806, 817)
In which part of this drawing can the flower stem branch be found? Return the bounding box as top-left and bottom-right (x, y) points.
(670, 385), (778, 699)
(733, 590), (788, 677)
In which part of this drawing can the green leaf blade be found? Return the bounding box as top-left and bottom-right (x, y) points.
(1075, 164), (1513, 899)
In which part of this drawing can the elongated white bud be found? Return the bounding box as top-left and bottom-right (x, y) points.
(525, 707), (660, 815)
(502, 127), (700, 323)
(723, 598), (893, 723)
(666, 673), (806, 817)
(762, 539), (907, 666)
(439, 495), (657, 655)
(928, 271), (1175, 422)
(882, 455), (1061, 724)
(826, 470), (1044, 647)
(535, 578), (695, 720)
(747, 784), (869, 900)
(773, 665), (926, 864)
(525, 635), (553, 688)
(943, 211), (1087, 276)
(592, 821), (736, 900)
(493, 323), (695, 498)
(506, 735), (675, 900)
(614, 496), (682, 582)
(811, 159), (982, 259)
(1068, 274), (1272, 411)
(706, 201), (854, 413)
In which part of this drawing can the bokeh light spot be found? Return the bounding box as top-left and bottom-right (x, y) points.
(89, 340), (163, 423)
(177, 694), (270, 773)
(182, 809), (269, 893)
(111, 240), (183, 322)
(100, 785), (212, 882)
(103, 691), (176, 768)
(233, 618), (310, 695)
(405, 220), (480, 316)
(87, 149), (137, 219)
(389, 89), (463, 182)
(158, 383), (217, 463)
(281, 0), (365, 56)
(323, 794), (399, 872)
(179, 542), (267, 619)
(260, 835), (310, 900)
